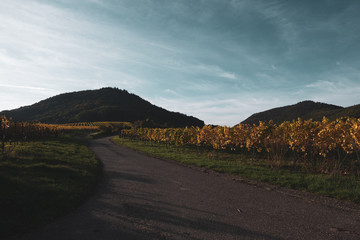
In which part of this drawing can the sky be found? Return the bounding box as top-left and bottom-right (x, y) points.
(1, 0), (360, 126)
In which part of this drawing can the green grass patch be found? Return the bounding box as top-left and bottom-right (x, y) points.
(0, 136), (101, 238)
(112, 136), (360, 204)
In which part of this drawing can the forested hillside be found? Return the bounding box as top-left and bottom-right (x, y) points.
(0, 88), (204, 128)
(242, 100), (360, 124)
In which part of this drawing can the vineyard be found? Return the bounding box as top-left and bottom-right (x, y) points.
(0, 116), (132, 145)
(0, 116), (101, 141)
(121, 117), (360, 175)
(0, 116), (129, 159)
(3, 113), (360, 175)
(61, 121), (132, 129)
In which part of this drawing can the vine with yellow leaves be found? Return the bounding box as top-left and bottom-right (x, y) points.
(121, 117), (360, 175)
(0, 115), (76, 159)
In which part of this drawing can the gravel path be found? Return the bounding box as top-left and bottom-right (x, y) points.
(12, 137), (360, 240)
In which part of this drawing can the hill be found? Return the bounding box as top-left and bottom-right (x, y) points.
(242, 100), (360, 125)
(0, 87), (204, 128)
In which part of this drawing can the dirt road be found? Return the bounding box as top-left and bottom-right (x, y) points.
(13, 137), (360, 239)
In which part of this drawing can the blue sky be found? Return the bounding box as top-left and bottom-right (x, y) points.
(1, 0), (360, 126)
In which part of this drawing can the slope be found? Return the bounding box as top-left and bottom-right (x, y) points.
(242, 100), (345, 125)
(0, 88), (204, 128)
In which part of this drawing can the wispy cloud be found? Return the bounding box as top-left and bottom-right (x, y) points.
(150, 93), (284, 126)
(0, 84), (54, 91)
(164, 89), (182, 97)
(193, 64), (238, 81)
(306, 79), (360, 95)
(1, 0), (360, 124)
(0, 84), (60, 111)
(218, 72), (236, 80)
(0, 0), (149, 90)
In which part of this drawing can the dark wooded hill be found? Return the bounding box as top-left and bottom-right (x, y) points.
(0, 87), (204, 128)
(242, 100), (360, 125)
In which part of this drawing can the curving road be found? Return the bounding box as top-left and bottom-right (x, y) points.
(13, 137), (360, 240)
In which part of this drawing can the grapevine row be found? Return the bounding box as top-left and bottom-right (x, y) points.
(121, 117), (360, 175)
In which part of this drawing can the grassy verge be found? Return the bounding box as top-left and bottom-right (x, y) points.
(112, 136), (360, 204)
(0, 136), (101, 238)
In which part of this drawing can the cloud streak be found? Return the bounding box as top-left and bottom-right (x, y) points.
(0, 84), (53, 91)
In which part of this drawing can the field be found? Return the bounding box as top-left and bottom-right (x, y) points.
(2, 116), (360, 238)
(0, 135), (101, 238)
(0, 118), (135, 238)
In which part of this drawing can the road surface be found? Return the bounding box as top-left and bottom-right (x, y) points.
(12, 137), (360, 239)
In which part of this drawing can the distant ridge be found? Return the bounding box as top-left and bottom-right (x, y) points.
(0, 87), (204, 128)
(242, 100), (360, 125)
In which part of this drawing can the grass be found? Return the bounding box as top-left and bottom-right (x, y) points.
(0, 135), (101, 238)
(112, 136), (360, 204)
